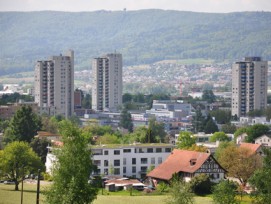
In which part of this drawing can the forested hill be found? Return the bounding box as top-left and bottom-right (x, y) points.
(1, 10), (271, 74)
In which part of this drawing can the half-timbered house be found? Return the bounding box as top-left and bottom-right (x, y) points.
(147, 149), (226, 183)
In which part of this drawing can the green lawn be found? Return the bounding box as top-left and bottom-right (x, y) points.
(0, 183), (253, 204)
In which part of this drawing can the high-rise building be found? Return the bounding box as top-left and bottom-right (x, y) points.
(92, 53), (122, 111)
(34, 50), (74, 118)
(232, 57), (268, 117)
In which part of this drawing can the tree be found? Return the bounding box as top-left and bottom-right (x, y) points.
(119, 108), (133, 132)
(210, 132), (230, 142)
(204, 116), (218, 134)
(177, 131), (196, 149)
(4, 106), (42, 143)
(247, 109), (264, 117)
(234, 124), (269, 143)
(217, 145), (262, 186)
(192, 108), (205, 133)
(210, 110), (231, 124)
(187, 144), (208, 152)
(246, 124), (269, 143)
(249, 148), (271, 204)
(148, 117), (166, 142)
(95, 133), (120, 144)
(214, 141), (235, 160)
(188, 174), (214, 195)
(82, 93), (91, 109)
(221, 123), (237, 134)
(0, 141), (43, 190)
(166, 176), (194, 204)
(212, 180), (239, 204)
(30, 137), (51, 164)
(122, 93), (133, 103)
(45, 120), (98, 204)
(202, 89), (216, 103)
(41, 115), (59, 134)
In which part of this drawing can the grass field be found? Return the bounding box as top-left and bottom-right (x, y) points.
(0, 183), (253, 204)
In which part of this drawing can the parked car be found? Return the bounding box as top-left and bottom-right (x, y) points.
(4, 180), (15, 185)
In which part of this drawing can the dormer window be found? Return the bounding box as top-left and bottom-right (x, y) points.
(190, 159), (197, 166)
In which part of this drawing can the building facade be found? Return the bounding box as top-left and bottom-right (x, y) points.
(232, 57), (268, 117)
(46, 143), (174, 179)
(92, 53), (122, 111)
(34, 50), (74, 118)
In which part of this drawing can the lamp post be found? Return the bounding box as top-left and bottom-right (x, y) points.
(21, 166), (24, 204)
(36, 169), (41, 204)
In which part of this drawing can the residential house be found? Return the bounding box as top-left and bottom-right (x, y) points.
(255, 135), (271, 147)
(147, 149), (226, 184)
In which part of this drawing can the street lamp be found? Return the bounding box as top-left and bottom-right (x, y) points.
(36, 169), (41, 204)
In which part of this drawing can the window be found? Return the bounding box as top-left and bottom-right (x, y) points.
(165, 148), (171, 152)
(123, 167), (126, 174)
(114, 160), (120, 166)
(147, 148), (153, 153)
(156, 148), (162, 153)
(93, 160), (101, 166)
(132, 158), (136, 165)
(141, 158), (148, 164)
(158, 157), (162, 164)
(104, 160), (108, 167)
(141, 166), (147, 173)
(114, 168), (120, 175)
(123, 149), (131, 153)
(114, 150), (120, 155)
(151, 158), (155, 164)
(123, 158), (126, 165)
(132, 166), (136, 173)
(104, 168), (108, 175)
(104, 150), (108, 155)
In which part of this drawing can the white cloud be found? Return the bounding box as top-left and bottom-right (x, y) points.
(0, 0), (270, 12)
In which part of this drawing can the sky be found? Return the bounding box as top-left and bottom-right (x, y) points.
(0, 0), (271, 13)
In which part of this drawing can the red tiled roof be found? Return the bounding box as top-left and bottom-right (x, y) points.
(36, 131), (61, 137)
(239, 143), (261, 153)
(147, 149), (210, 181)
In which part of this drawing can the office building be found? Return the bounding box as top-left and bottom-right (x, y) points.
(232, 57), (268, 117)
(34, 50), (74, 118)
(92, 53), (122, 111)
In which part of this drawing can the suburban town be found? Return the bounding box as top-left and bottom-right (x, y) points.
(1, 1), (271, 204)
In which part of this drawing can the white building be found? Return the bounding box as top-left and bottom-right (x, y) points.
(232, 57), (268, 117)
(92, 53), (122, 112)
(46, 143), (174, 179)
(146, 100), (192, 119)
(255, 135), (271, 147)
(34, 50), (74, 118)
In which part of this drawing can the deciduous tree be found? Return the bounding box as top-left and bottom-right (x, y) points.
(0, 141), (43, 190)
(45, 120), (98, 204)
(212, 180), (239, 204)
(177, 131), (196, 149)
(249, 148), (271, 204)
(166, 176), (194, 204)
(210, 132), (229, 142)
(217, 145), (262, 186)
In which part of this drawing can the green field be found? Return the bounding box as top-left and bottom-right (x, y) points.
(0, 183), (253, 204)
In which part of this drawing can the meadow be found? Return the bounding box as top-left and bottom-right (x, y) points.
(0, 183), (252, 204)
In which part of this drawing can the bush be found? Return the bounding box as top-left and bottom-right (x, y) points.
(42, 172), (53, 181)
(188, 174), (214, 195)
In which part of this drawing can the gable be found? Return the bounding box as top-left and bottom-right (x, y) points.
(196, 156), (226, 174)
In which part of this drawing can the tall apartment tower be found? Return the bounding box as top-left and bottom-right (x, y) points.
(35, 50), (74, 118)
(232, 57), (268, 117)
(92, 53), (122, 111)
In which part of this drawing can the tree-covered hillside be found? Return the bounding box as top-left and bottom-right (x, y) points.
(0, 10), (271, 74)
